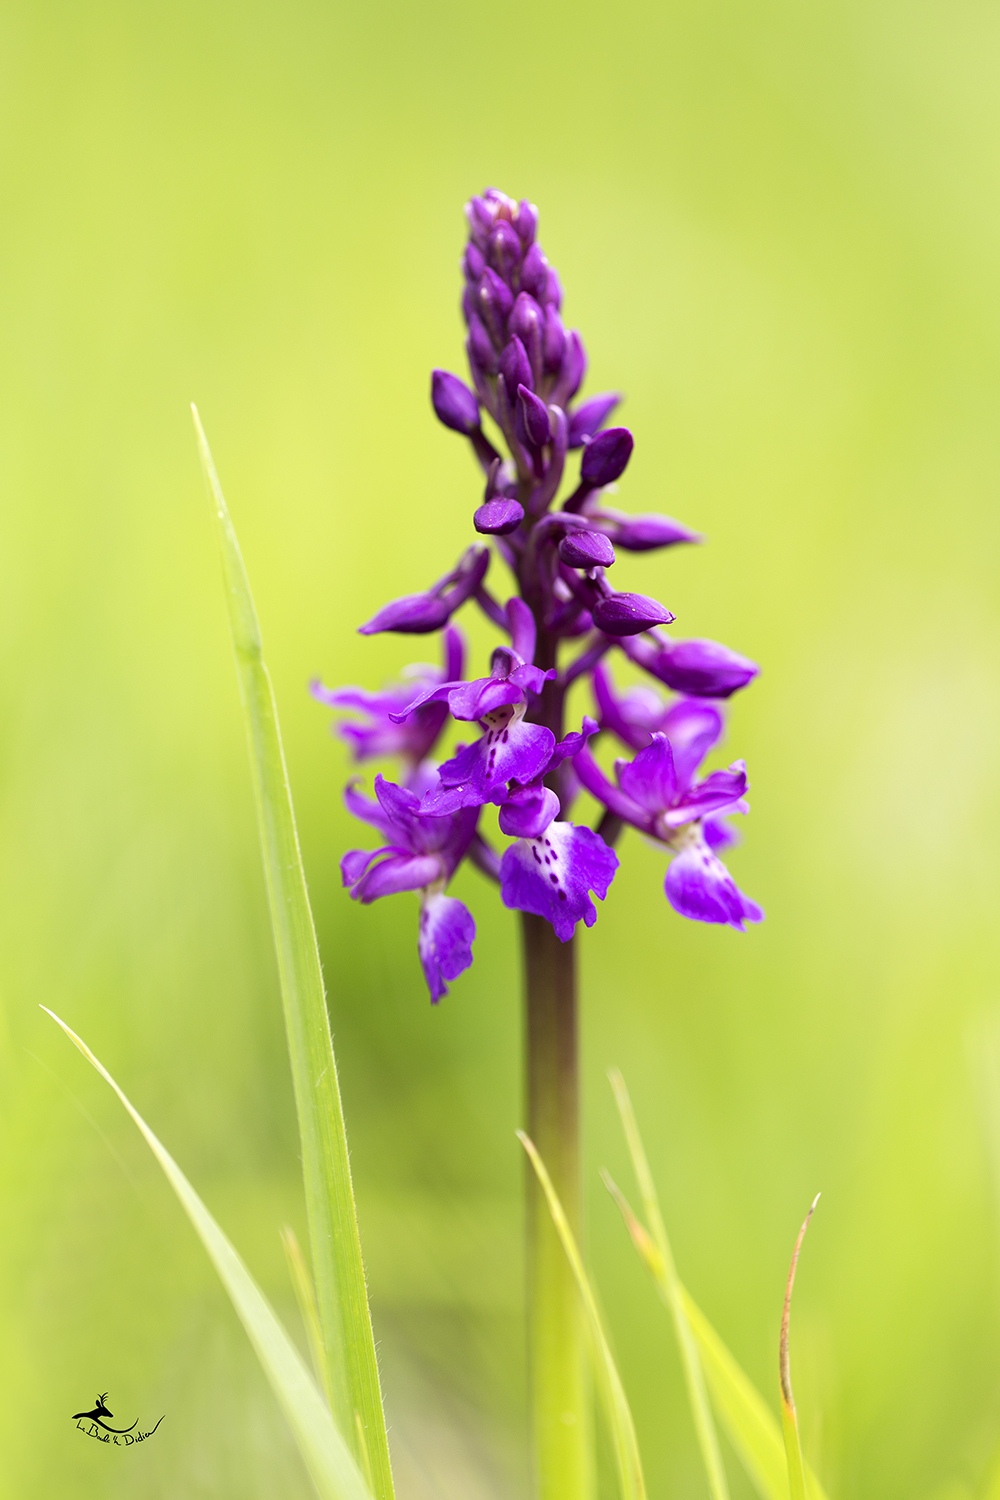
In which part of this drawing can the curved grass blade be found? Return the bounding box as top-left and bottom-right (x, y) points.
(606, 1070), (730, 1500)
(43, 1007), (372, 1500)
(780, 1197), (820, 1500)
(192, 407), (393, 1500)
(518, 1130), (647, 1500)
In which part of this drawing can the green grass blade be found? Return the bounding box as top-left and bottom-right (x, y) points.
(607, 1070), (730, 1500)
(192, 407), (393, 1500)
(282, 1226), (332, 1408)
(779, 1198), (819, 1500)
(518, 1131), (647, 1500)
(43, 1007), (372, 1500)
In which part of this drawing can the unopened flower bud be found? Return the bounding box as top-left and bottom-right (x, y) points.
(543, 306), (566, 373)
(466, 314), (498, 375)
(656, 638), (759, 697)
(359, 593), (455, 636)
(516, 385), (552, 449)
(474, 498), (525, 535)
(500, 337), (533, 401)
(476, 268), (514, 347)
(510, 293), (544, 386)
(519, 242), (549, 301)
(464, 243), (485, 282)
(568, 392), (621, 448)
(514, 199), (538, 247)
(592, 508), (700, 551)
(431, 369), (480, 434)
(581, 426), (633, 486)
(544, 266), (563, 310)
(488, 220), (522, 285)
(593, 591), (675, 636)
(551, 329), (586, 406)
(558, 530), (616, 569)
(465, 195), (493, 249)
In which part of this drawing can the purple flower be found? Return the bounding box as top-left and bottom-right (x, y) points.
(567, 393), (621, 449)
(341, 771), (478, 1000)
(431, 369), (480, 435)
(585, 505), (701, 553)
(312, 627), (464, 769)
(575, 714), (762, 931)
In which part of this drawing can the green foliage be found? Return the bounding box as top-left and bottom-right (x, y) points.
(193, 411), (393, 1498)
(43, 1008), (373, 1500)
(519, 1131), (647, 1500)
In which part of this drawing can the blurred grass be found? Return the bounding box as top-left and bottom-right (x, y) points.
(0, 0), (999, 1497)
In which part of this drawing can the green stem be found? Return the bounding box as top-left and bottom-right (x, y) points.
(522, 912), (590, 1500)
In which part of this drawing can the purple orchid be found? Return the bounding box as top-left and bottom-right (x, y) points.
(341, 769), (479, 1001)
(575, 701), (763, 931)
(315, 187), (764, 1001)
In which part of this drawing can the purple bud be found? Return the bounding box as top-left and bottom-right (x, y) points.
(498, 783), (560, 839)
(656, 638), (759, 697)
(543, 306), (567, 374)
(558, 530), (616, 569)
(520, 242), (549, 301)
(568, 392), (621, 448)
(510, 293), (544, 386)
(359, 593), (455, 636)
(474, 497), (525, 535)
(514, 199), (538, 247)
(464, 243), (485, 282)
(466, 314), (498, 376)
(431, 369), (480, 435)
(593, 508), (701, 551)
(544, 266), (563, 310)
(476, 268), (514, 347)
(516, 385), (552, 449)
(487, 220), (522, 285)
(465, 195), (493, 249)
(593, 592), (675, 637)
(551, 329), (586, 407)
(500, 337), (533, 401)
(581, 426), (634, 486)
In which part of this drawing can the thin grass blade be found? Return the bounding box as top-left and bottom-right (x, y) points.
(518, 1130), (647, 1500)
(282, 1225), (332, 1407)
(192, 407), (393, 1500)
(43, 1007), (372, 1500)
(780, 1197), (819, 1500)
(607, 1070), (730, 1500)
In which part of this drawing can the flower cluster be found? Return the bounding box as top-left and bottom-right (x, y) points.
(314, 188), (763, 1000)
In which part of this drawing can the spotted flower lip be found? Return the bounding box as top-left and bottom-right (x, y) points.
(500, 821), (618, 942)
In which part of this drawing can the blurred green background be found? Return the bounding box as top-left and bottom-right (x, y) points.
(1, 1), (999, 1496)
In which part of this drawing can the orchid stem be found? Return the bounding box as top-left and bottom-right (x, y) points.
(522, 912), (591, 1500)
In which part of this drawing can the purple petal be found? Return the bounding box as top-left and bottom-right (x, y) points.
(373, 773), (421, 821)
(498, 783), (560, 838)
(703, 814), (740, 852)
(445, 675), (523, 721)
(506, 595), (537, 665)
(340, 846), (387, 887)
(664, 837), (763, 930)
(516, 384), (552, 448)
(656, 638), (759, 698)
(573, 744), (647, 827)
(548, 716), (599, 770)
(500, 337), (533, 401)
(500, 821), (619, 942)
(344, 779), (396, 837)
(666, 761), (749, 827)
(352, 852), (444, 903)
(428, 715), (556, 810)
(418, 892), (476, 1002)
(567, 393), (621, 448)
(580, 427), (633, 486)
(593, 592), (676, 637)
(431, 369), (480, 435)
(660, 697), (724, 789)
(616, 734), (677, 814)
